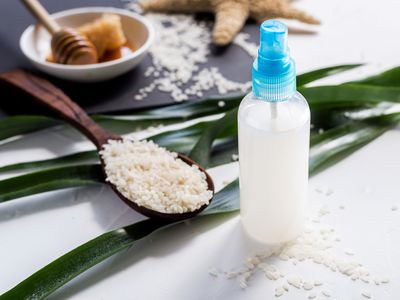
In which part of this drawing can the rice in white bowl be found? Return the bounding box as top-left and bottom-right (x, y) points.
(100, 139), (212, 213)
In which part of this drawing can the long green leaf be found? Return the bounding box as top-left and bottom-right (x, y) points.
(151, 121), (213, 154)
(0, 165), (103, 202)
(0, 120), (213, 174)
(0, 64), (376, 144)
(0, 137), (237, 177)
(297, 64), (363, 87)
(0, 151), (98, 174)
(0, 95), (239, 144)
(91, 94), (241, 135)
(4, 111), (398, 299)
(309, 109), (400, 147)
(3, 65), (400, 299)
(0, 110), (339, 175)
(309, 112), (400, 174)
(5, 78), (393, 144)
(0, 116), (60, 142)
(310, 126), (384, 174)
(0, 218), (170, 300)
(0, 106), (392, 176)
(0, 144), (238, 203)
(0, 180), (239, 300)
(0, 116), (238, 202)
(0, 123), (205, 174)
(3, 110), (397, 204)
(189, 108), (238, 166)
(202, 178), (239, 215)
(93, 115), (178, 135)
(131, 94), (242, 119)
(208, 137), (238, 168)
(0, 107), (352, 175)
(350, 66), (400, 87)
(0, 119), (226, 174)
(301, 84), (400, 109)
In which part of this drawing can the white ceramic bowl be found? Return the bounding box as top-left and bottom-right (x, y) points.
(20, 7), (154, 82)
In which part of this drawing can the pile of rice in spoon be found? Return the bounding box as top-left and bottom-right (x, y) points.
(100, 139), (212, 213)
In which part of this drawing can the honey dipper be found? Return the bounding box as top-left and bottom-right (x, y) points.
(21, 0), (98, 65)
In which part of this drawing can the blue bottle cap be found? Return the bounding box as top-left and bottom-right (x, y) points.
(252, 20), (296, 102)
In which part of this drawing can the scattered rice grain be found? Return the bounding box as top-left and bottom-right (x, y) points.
(361, 291), (371, 298)
(218, 100), (226, 107)
(380, 277), (390, 284)
(283, 284), (289, 292)
(287, 276), (303, 289)
(208, 267), (219, 277)
(314, 280), (323, 287)
(308, 292), (317, 299)
(275, 287), (285, 297)
(321, 290), (331, 297)
(303, 281), (314, 291)
(231, 154), (239, 161)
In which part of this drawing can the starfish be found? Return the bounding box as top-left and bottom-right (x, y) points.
(139, 0), (320, 45)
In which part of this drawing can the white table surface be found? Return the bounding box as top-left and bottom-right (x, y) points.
(1, 0), (400, 299)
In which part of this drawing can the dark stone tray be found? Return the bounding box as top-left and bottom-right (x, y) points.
(0, 0), (258, 118)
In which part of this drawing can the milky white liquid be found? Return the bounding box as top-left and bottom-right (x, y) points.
(238, 92), (310, 244)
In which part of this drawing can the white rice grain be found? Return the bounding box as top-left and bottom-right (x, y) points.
(361, 291), (372, 298)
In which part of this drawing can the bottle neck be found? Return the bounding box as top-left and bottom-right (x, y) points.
(252, 57), (297, 102)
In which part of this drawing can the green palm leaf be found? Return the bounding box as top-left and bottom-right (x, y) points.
(0, 64), (368, 143)
(0, 118), (229, 174)
(0, 151), (98, 174)
(0, 115), (60, 142)
(1, 113), (397, 204)
(189, 108), (238, 166)
(1, 64), (400, 299)
(0, 106), (361, 175)
(301, 84), (400, 109)
(3, 110), (399, 299)
(0, 218), (170, 300)
(296, 64), (363, 87)
(0, 181), (239, 300)
(0, 95), (239, 144)
(0, 165), (103, 202)
(350, 66), (400, 87)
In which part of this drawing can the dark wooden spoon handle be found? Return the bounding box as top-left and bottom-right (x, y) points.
(0, 70), (118, 149)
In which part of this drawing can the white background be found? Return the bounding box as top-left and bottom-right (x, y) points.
(1, 0), (400, 299)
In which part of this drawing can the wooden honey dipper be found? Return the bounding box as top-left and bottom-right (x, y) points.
(21, 0), (98, 65)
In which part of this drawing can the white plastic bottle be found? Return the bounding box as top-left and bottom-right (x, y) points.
(238, 20), (310, 244)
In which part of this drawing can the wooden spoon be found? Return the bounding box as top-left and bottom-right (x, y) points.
(0, 70), (215, 221)
(21, 0), (98, 65)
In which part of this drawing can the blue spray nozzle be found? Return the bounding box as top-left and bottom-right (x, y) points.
(260, 20), (288, 59)
(252, 20), (296, 101)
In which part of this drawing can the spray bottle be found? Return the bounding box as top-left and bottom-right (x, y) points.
(238, 20), (310, 244)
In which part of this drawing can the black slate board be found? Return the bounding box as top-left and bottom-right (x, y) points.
(0, 0), (258, 118)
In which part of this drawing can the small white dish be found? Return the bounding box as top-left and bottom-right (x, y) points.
(20, 7), (154, 82)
